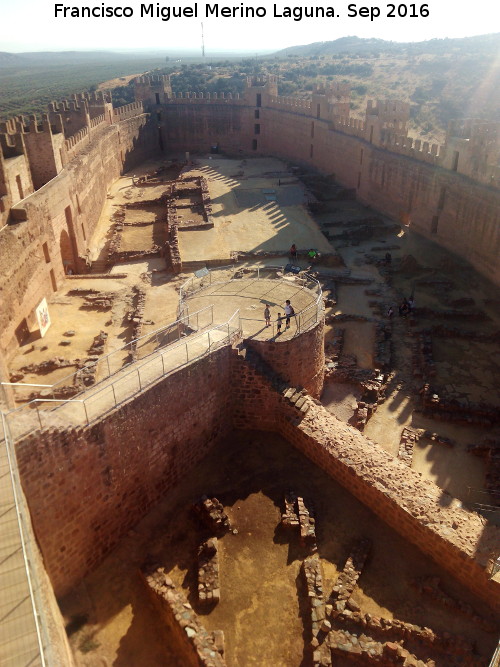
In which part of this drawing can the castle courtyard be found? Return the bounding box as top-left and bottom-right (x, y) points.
(0, 77), (498, 667)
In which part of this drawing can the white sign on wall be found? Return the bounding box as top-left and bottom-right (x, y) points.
(35, 298), (51, 338)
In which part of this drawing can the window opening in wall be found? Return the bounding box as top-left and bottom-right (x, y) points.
(316, 104), (321, 119)
(254, 109), (260, 119)
(438, 186), (446, 210)
(76, 194), (82, 214)
(431, 216), (439, 234)
(158, 129), (164, 152)
(252, 139), (258, 151)
(254, 124), (260, 135)
(311, 122), (315, 138)
(50, 269), (57, 292)
(451, 151), (459, 172)
(310, 144), (314, 158)
(256, 93), (261, 107)
(42, 242), (50, 263)
(369, 126), (374, 143)
(360, 149), (364, 165)
(81, 223), (86, 240)
(15, 175), (24, 199)
(155, 92), (160, 104)
(15, 318), (30, 345)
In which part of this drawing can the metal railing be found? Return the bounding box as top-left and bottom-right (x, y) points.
(0, 412), (48, 666)
(180, 265), (323, 341)
(4, 310), (241, 443)
(6, 305), (215, 404)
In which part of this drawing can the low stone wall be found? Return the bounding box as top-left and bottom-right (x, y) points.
(141, 567), (226, 667)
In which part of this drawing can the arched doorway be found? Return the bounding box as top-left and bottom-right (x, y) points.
(60, 228), (75, 274)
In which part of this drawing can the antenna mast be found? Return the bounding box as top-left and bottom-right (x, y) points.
(201, 22), (205, 59)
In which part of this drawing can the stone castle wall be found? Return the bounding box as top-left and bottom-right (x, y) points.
(16, 345), (233, 596)
(247, 318), (325, 398)
(1, 77), (498, 364)
(15, 338), (500, 611)
(0, 112), (157, 358)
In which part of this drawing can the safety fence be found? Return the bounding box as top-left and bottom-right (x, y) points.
(0, 413), (48, 666)
(6, 305), (214, 404)
(3, 310), (241, 443)
(180, 265), (323, 340)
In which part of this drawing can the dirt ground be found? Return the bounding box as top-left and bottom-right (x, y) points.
(177, 157), (332, 263)
(312, 189), (500, 512)
(60, 432), (498, 667)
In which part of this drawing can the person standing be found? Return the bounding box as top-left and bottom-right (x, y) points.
(284, 300), (294, 329)
(290, 243), (298, 262)
(276, 313), (283, 334)
(264, 305), (271, 327)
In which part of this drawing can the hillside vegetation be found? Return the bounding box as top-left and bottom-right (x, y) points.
(0, 53), (165, 120)
(1, 35), (498, 143)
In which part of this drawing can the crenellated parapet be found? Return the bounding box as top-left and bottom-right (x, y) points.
(134, 74), (172, 105)
(268, 95), (312, 112)
(379, 128), (441, 165)
(332, 115), (366, 139)
(113, 100), (145, 120)
(164, 91), (242, 102)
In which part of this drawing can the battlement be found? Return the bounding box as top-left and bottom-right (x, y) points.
(64, 126), (89, 157)
(247, 75), (278, 88)
(332, 115), (366, 139)
(379, 128), (441, 164)
(313, 82), (351, 100)
(269, 95), (311, 112)
(135, 74), (171, 85)
(113, 101), (145, 120)
(164, 92), (242, 102)
(0, 131), (25, 158)
(367, 99), (410, 117)
(48, 98), (88, 113)
(89, 113), (106, 130)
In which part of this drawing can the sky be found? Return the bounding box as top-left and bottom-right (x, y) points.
(0, 0), (498, 52)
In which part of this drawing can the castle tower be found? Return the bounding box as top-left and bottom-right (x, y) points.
(48, 98), (91, 140)
(312, 82), (351, 122)
(134, 75), (172, 106)
(0, 123), (34, 209)
(21, 114), (65, 189)
(244, 75), (278, 108)
(365, 99), (410, 145)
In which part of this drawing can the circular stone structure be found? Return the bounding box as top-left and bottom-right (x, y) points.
(183, 268), (325, 396)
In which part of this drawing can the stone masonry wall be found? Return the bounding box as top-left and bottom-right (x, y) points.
(161, 100), (500, 286)
(246, 318), (325, 398)
(16, 346), (233, 597)
(14, 339), (500, 611)
(257, 106), (500, 286)
(230, 347), (500, 612)
(0, 114), (156, 358)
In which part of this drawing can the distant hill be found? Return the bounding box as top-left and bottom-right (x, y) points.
(275, 33), (500, 57)
(0, 51), (26, 67)
(0, 50), (143, 67)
